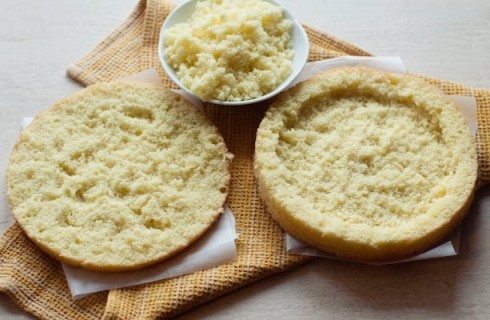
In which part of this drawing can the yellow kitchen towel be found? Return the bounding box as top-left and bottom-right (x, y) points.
(1, 0), (489, 319)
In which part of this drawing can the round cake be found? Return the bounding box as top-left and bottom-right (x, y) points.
(254, 67), (477, 262)
(7, 81), (232, 272)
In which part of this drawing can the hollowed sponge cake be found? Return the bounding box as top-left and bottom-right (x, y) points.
(254, 67), (477, 262)
(7, 81), (232, 272)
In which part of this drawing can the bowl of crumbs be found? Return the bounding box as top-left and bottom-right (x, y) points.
(158, 0), (309, 106)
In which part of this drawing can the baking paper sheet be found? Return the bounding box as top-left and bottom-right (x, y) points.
(288, 56), (407, 88)
(284, 57), (478, 264)
(63, 206), (237, 299)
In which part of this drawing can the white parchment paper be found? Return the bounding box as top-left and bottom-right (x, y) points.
(284, 57), (478, 264)
(63, 206), (237, 299)
(288, 56), (407, 88)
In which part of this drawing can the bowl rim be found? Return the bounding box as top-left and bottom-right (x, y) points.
(157, 0), (310, 106)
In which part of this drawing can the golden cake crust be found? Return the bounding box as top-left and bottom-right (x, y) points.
(7, 81), (232, 271)
(254, 67), (477, 262)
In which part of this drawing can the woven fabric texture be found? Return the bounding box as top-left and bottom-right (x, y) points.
(1, 0), (489, 319)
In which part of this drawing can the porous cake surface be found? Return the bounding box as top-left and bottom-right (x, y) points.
(254, 67), (477, 262)
(7, 81), (232, 271)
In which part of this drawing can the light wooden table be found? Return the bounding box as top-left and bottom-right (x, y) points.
(1, 0), (490, 319)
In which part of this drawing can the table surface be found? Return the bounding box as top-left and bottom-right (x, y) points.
(1, 0), (490, 319)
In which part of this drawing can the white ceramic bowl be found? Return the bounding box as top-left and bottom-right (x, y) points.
(158, 0), (309, 106)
